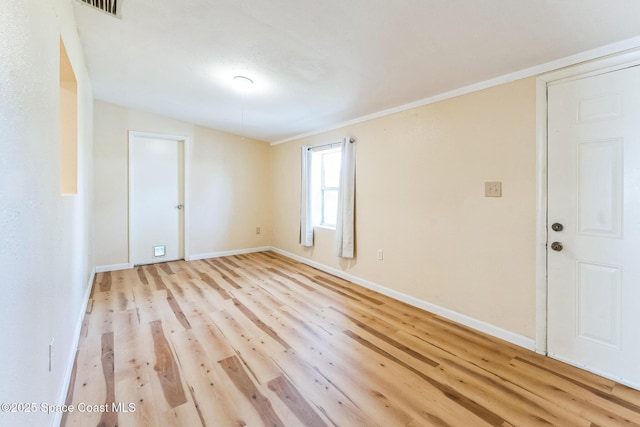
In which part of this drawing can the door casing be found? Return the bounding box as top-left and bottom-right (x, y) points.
(535, 49), (640, 369)
(128, 130), (191, 267)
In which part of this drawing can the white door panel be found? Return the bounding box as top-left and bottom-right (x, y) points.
(548, 65), (640, 388)
(131, 135), (184, 265)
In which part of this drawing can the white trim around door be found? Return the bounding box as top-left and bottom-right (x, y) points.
(128, 130), (191, 267)
(535, 47), (640, 356)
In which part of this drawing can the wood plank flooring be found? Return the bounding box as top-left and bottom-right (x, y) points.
(61, 251), (640, 426)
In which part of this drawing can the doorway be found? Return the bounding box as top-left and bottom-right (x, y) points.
(540, 56), (640, 389)
(128, 131), (190, 266)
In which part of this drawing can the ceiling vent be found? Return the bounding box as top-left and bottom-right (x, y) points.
(76, 0), (122, 18)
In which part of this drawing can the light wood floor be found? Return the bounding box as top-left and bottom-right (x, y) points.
(62, 251), (640, 426)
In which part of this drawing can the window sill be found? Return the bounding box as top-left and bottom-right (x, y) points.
(314, 225), (336, 231)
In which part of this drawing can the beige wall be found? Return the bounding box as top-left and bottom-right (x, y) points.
(93, 101), (271, 267)
(0, 1), (94, 425)
(271, 77), (537, 338)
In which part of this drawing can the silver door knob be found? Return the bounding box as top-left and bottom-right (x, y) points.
(551, 242), (563, 252)
(176, 204), (184, 209)
(551, 223), (563, 232)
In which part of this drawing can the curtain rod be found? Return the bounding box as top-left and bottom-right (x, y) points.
(307, 138), (355, 151)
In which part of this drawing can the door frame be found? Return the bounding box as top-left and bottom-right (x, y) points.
(128, 130), (191, 267)
(535, 48), (640, 355)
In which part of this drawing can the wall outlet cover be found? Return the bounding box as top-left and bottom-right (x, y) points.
(485, 181), (502, 197)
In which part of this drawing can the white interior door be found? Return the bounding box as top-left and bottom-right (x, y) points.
(131, 134), (184, 265)
(547, 64), (640, 388)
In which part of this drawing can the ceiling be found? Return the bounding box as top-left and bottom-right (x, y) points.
(72, 0), (640, 143)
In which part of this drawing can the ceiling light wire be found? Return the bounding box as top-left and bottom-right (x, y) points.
(240, 90), (246, 139)
(234, 75), (253, 139)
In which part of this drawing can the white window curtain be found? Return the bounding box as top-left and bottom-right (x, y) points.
(334, 137), (356, 258)
(299, 146), (314, 247)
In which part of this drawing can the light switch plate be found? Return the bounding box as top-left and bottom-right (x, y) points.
(485, 181), (502, 197)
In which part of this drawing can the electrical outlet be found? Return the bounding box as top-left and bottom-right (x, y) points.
(256, 227), (261, 234)
(485, 181), (502, 197)
(377, 249), (383, 261)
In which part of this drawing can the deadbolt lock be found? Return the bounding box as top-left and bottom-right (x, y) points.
(551, 223), (563, 232)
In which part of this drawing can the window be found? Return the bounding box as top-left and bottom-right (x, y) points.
(311, 146), (342, 228)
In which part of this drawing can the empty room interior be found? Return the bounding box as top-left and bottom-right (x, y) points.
(2, 0), (640, 426)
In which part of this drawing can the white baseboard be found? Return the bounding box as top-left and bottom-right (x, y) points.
(96, 263), (131, 273)
(269, 247), (536, 351)
(95, 247), (271, 271)
(51, 267), (95, 427)
(188, 246), (271, 261)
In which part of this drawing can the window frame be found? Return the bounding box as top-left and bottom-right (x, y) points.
(319, 149), (340, 227)
(310, 145), (342, 229)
